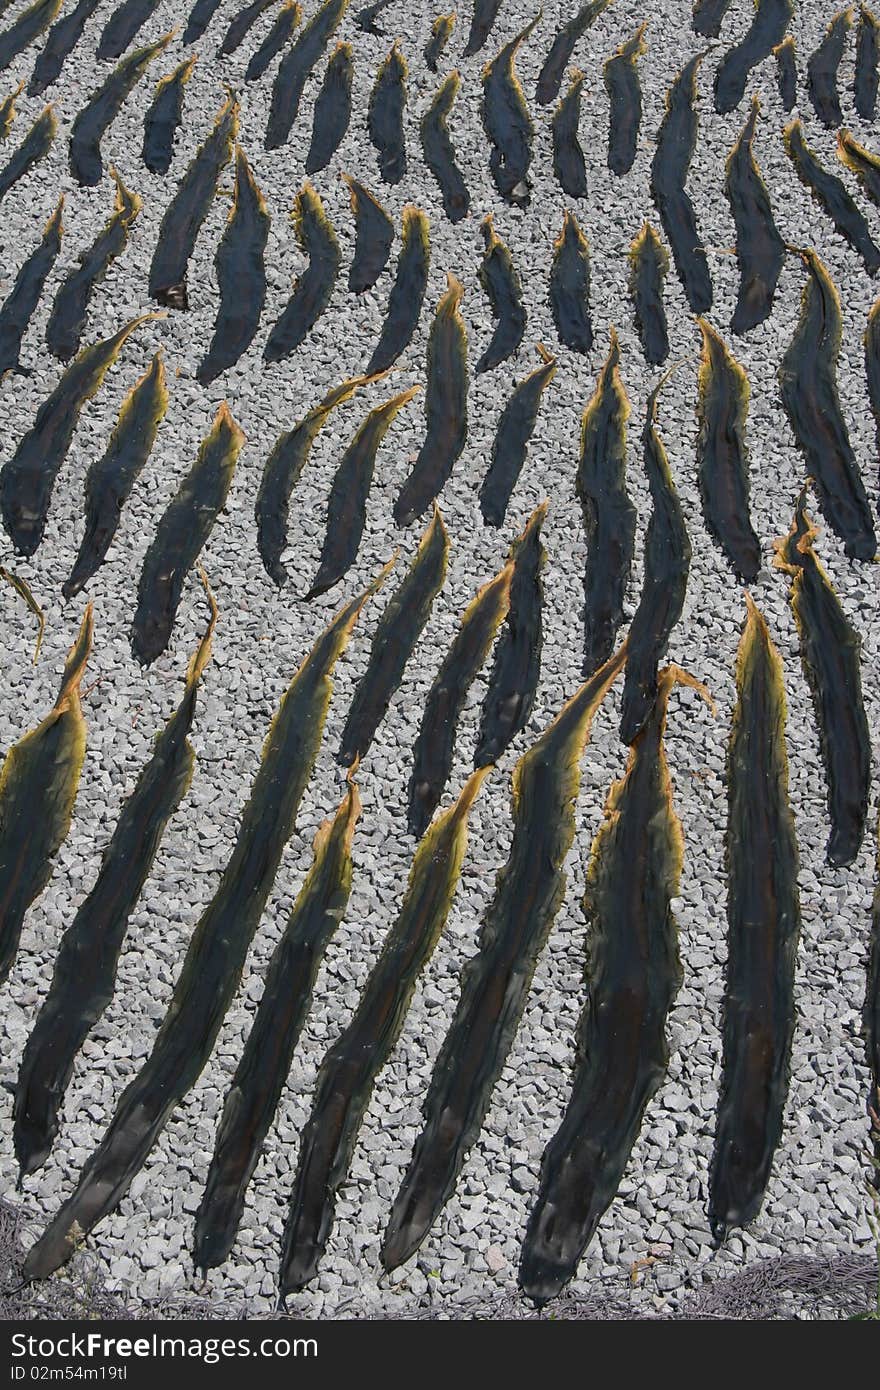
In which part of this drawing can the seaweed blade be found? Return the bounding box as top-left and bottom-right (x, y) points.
(478, 346), (556, 527)
(197, 146), (269, 385)
(696, 318), (761, 584)
(365, 204), (429, 374)
(264, 182), (339, 364)
(481, 14), (538, 206)
(0, 193), (63, 376)
(476, 214), (526, 373)
(725, 97), (784, 335)
(650, 54), (712, 315)
(714, 0), (793, 113)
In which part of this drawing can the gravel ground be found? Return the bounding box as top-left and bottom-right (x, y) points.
(0, 0), (878, 1320)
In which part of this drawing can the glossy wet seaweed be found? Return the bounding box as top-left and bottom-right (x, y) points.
(218, 0), (275, 55)
(142, 55), (197, 177)
(773, 35), (797, 110)
(479, 346), (556, 527)
(63, 352), (168, 600)
(476, 214), (526, 373)
(304, 41), (352, 175)
(0, 104), (55, 202)
(282, 764), (489, 1295)
(197, 147), (269, 385)
(714, 0), (793, 114)
(0, 0), (61, 74)
(194, 775), (361, 1272)
(463, 0), (501, 56)
(14, 587), (216, 1179)
(481, 13), (538, 207)
(696, 317), (761, 584)
(779, 247), (876, 560)
(393, 275), (467, 526)
(578, 330), (635, 677)
(708, 594), (800, 1244)
(368, 41), (407, 186)
(265, 0), (347, 151)
(365, 204), (428, 373)
(29, 0), (101, 96)
(807, 6), (852, 127)
(549, 209), (592, 354)
(837, 128), (880, 210)
(551, 71), (587, 200)
(264, 182), (339, 363)
(0, 194), (62, 377)
(69, 30), (172, 187)
(425, 11), (454, 70)
(381, 641), (628, 1272)
(536, 0), (611, 107)
(46, 168), (141, 363)
(855, 5), (879, 118)
(604, 22), (647, 177)
(0, 605), (91, 987)
(650, 53), (713, 315)
(628, 223), (669, 367)
(693, 0), (733, 37)
(23, 571), (387, 1282)
(343, 174), (393, 295)
(337, 507), (448, 766)
(421, 69), (469, 224)
(245, 0), (301, 82)
(97, 0), (162, 62)
(725, 97), (784, 335)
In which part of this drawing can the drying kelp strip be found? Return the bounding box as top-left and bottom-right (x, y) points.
(774, 489), (870, 868)
(0, 0), (61, 74)
(197, 147), (269, 386)
(549, 209), (592, 354)
(256, 372), (373, 586)
(282, 764), (489, 1296)
(142, 55), (197, 177)
(245, 0), (301, 82)
(23, 568), (388, 1282)
(855, 5), (880, 118)
(421, 70), (469, 225)
(628, 223), (669, 367)
(337, 507), (448, 766)
(714, 0), (793, 113)
(264, 181), (339, 363)
(620, 382), (691, 746)
(0, 104), (55, 202)
(696, 319), (761, 584)
(479, 346), (557, 527)
(603, 22), (647, 177)
(184, 0), (222, 44)
(476, 214), (526, 373)
(394, 276), (467, 526)
(520, 666), (701, 1304)
(0, 565), (44, 661)
(265, 0), (347, 150)
(308, 385), (419, 600)
(463, 0), (500, 55)
(867, 820), (880, 1152)
(14, 584), (217, 1179)
(780, 248), (876, 560)
(693, 0), (733, 36)
(46, 167), (141, 363)
(408, 564), (512, 838)
(866, 295), (880, 468)
(304, 41), (352, 175)
(0, 605), (91, 988)
(368, 42), (407, 186)
(0, 312), (155, 557)
(69, 30), (172, 187)
(807, 7), (852, 127)
(785, 122), (880, 273)
(536, 0), (611, 107)
(148, 92), (238, 309)
(474, 501), (546, 768)
(578, 331), (635, 677)
(724, 97), (784, 336)
(131, 403), (242, 666)
(481, 14), (539, 207)
(193, 775), (361, 1272)
(0, 194), (62, 377)
(551, 71), (587, 200)
(218, 0), (275, 54)
(0, 78), (22, 138)
(650, 54), (712, 315)
(63, 353), (167, 599)
(343, 174), (394, 294)
(425, 11), (454, 70)
(773, 35), (797, 110)
(29, 0), (101, 96)
(382, 641), (628, 1272)
(837, 129), (880, 209)
(708, 595), (801, 1244)
(97, 0), (162, 62)
(365, 204), (429, 373)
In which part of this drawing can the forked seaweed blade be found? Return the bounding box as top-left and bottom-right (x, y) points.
(604, 22), (647, 177)
(725, 97), (784, 335)
(197, 147), (269, 386)
(142, 55), (197, 177)
(549, 208), (592, 354)
(381, 640), (628, 1272)
(535, 0), (611, 107)
(304, 40), (352, 175)
(696, 318), (761, 584)
(264, 181), (340, 363)
(693, 0), (733, 37)
(343, 174), (394, 295)
(14, 582), (217, 1178)
(425, 11), (454, 70)
(463, 0), (500, 56)
(368, 41), (407, 186)
(0, 78), (23, 138)
(476, 213), (526, 372)
(245, 0), (301, 83)
(0, 605), (91, 987)
(193, 773), (361, 1272)
(29, 0), (102, 96)
(365, 204), (429, 373)
(784, 120), (880, 275)
(131, 402), (243, 666)
(836, 129), (880, 210)
(218, 0), (275, 55)
(22, 565), (390, 1281)
(338, 506), (448, 766)
(0, 104), (55, 202)
(708, 594), (800, 1243)
(551, 71), (587, 200)
(714, 0), (793, 113)
(479, 345), (557, 527)
(69, 30), (172, 187)
(650, 54), (712, 314)
(855, 4), (880, 119)
(0, 193), (63, 377)
(773, 35), (797, 110)
(0, 0), (61, 74)
(628, 223), (669, 367)
(481, 13), (539, 206)
(63, 351), (168, 600)
(184, 0), (222, 44)
(807, 6), (852, 127)
(281, 763), (489, 1295)
(421, 69), (469, 225)
(97, 0), (162, 62)
(265, 0), (348, 151)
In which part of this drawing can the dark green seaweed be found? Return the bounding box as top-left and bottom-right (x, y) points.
(29, 0), (101, 96)
(0, 605), (91, 987)
(696, 317), (761, 584)
(46, 168), (141, 363)
(603, 22), (646, 177)
(197, 147), (269, 385)
(578, 331), (635, 678)
(725, 96), (785, 335)
(708, 594), (801, 1244)
(142, 55), (197, 176)
(650, 53), (713, 315)
(304, 41), (352, 174)
(0, 103), (55, 202)
(479, 346), (556, 527)
(393, 275), (467, 526)
(265, 0), (347, 151)
(0, 312), (154, 556)
(14, 589), (216, 1178)
(281, 763), (489, 1295)
(714, 0), (793, 114)
(264, 182), (339, 364)
(421, 69), (469, 224)
(0, 194), (62, 376)
(245, 0), (300, 82)
(69, 30), (172, 187)
(355, 0), (392, 32)
(218, 0), (275, 55)
(536, 0), (611, 107)
(807, 6), (852, 128)
(131, 402), (243, 666)
(381, 641), (628, 1272)
(368, 41), (407, 186)
(365, 203), (429, 373)
(773, 35), (797, 110)
(549, 208), (592, 355)
(551, 70), (587, 200)
(0, 78), (22, 138)
(184, 0), (223, 44)
(337, 506), (448, 766)
(0, 0), (61, 74)
(476, 213), (526, 373)
(22, 569), (388, 1282)
(868, 821), (880, 1155)
(63, 352), (168, 600)
(343, 173), (393, 295)
(693, 0), (733, 37)
(97, 0), (162, 62)
(463, 0), (500, 56)
(866, 294), (880, 475)
(474, 501), (546, 768)
(837, 128), (880, 209)
(148, 91), (238, 309)
(425, 11), (454, 70)
(628, 223), (669, 367)
(774, 488), (870, 868)
(481, 13), (538, 206)
(780, 247), (876, 560)
(855, 5), (879, 118)
(193, 773), (361, 1272)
